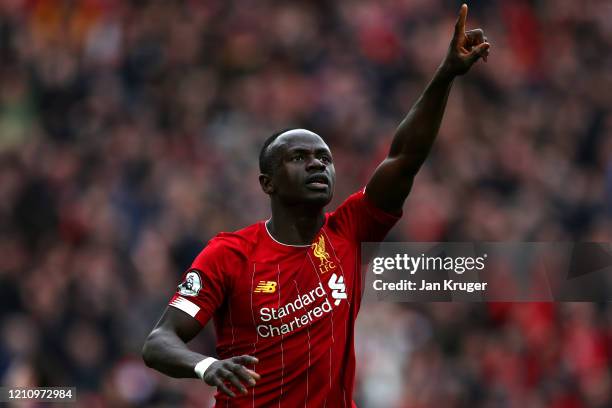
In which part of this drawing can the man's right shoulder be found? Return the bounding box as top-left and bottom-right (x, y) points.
(206, 222), (263, 259)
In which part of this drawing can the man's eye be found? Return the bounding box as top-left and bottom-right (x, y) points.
(320, 156), (332, 164)
(291, 155), (304, 161)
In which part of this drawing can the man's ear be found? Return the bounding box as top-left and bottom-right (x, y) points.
(259, 174), (275, 195)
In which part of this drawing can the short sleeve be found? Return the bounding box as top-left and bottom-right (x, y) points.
(168, 239), (232, 326)
(327, 188), (401, 243)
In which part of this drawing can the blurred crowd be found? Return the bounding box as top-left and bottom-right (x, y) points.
(0, 0), (610, 407)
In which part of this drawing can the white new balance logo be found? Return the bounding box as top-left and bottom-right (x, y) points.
(327, 273), (347, 306)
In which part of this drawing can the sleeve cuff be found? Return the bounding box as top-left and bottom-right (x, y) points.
(169, 296), (201, 318)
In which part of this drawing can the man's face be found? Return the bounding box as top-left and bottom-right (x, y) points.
(261, 130), (335, 207)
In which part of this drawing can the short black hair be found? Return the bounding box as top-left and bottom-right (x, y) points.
(259, 128), (294, 174)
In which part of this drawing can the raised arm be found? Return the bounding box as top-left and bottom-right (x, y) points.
(365, 4), (490, 213)
(142, 307), (260, 398)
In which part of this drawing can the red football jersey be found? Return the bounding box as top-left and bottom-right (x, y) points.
(169, 190), (400, 407)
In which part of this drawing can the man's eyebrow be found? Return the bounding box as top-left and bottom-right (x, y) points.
(285, 146), (331, 154)
(286, 147), (309, 153)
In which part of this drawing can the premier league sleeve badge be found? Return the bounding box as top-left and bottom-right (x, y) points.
(177, 270), (203, 296)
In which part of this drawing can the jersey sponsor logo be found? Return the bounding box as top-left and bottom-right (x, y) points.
(256, 282), (332, 338)
(327, 273), (347, 306)
(255, 274), (348, 338)
(254, 280), (277, 293)
(177, 270), (202, 296)
(311, 235), (337, 274)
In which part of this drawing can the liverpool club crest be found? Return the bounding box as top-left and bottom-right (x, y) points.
(311, 236), (337, 274)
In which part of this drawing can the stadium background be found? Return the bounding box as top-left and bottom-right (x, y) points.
(0, 0), (610, 407)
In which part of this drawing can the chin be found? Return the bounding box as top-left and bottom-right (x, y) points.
(278, 187), (333, 207)
(303, 191), (333, 207)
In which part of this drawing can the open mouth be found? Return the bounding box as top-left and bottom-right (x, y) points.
(305, 174), (329, 190)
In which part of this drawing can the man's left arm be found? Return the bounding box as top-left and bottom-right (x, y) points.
(365, 4), (490, 213)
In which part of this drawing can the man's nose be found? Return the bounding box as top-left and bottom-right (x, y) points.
(306, 156), (325, 170)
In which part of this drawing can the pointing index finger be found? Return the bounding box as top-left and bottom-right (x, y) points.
(454, 4), (468, 38)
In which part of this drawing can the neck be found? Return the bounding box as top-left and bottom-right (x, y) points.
(267, 200), (326, 246)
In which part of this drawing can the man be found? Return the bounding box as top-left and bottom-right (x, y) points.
(142, 5), (489, 407)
